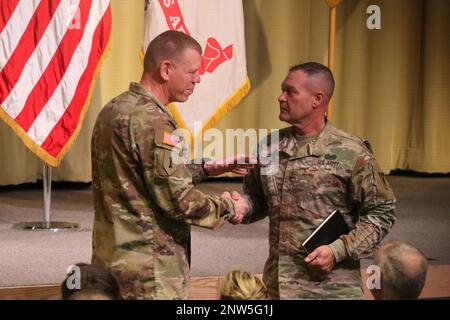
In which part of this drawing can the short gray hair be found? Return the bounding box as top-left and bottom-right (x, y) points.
(376, 240), (428, 299)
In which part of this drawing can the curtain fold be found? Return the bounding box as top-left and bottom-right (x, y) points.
(0, 0), (448, 185)
(331, 0), (450, 173)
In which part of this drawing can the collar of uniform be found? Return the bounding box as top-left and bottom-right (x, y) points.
(129, 82), (178, 128)
(129, 82), (164, 106)
(276, 127), (297, 158)
(288, 121), (333, 159)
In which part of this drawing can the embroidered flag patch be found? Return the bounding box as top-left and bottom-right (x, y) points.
(163, 131), (181, 147)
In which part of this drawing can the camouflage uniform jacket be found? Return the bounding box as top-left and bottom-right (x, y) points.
(91, 82), (236, 300)
(243, 122), (396, 299)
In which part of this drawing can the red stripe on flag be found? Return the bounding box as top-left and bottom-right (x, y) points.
(41, 4), (111, 157)
(0, 0), (20, 33)
(15, 0), (93, 131)
(157, 0), (190, 35)
(0, 0), (61, 104)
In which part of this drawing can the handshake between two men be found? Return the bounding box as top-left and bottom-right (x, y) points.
(221, 191), (248, 224)
(202, 155), (337, 275)
(202, 156), (254, 225)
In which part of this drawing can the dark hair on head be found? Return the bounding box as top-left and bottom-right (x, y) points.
(60, 263), (121, 300)
(144, 30), (202, 72)
(289, 62), (335, 101)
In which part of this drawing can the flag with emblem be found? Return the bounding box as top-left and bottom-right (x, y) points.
(0, 0), (112, 167)
(143, 0), (249, 138)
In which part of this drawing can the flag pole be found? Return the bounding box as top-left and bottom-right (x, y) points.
(13, 164), (79, 231)
(326, 0), (343, 120)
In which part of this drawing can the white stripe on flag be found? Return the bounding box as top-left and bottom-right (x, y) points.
(28, 0), (109, 145)
(3, 0), (80, 119)
(0, 0), (41, 71)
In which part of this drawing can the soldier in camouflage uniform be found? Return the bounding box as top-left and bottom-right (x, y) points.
(91, 31), (248, 300)
(233, 62), (396, 299)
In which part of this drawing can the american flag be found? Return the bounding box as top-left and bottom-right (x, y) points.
(0, 0), (111, 166)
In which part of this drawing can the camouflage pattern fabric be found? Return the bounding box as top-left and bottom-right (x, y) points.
(243, 122), (396, 299)
(91, 82), (236, 300)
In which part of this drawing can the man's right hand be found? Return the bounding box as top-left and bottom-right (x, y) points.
(221, 191), (249, 224)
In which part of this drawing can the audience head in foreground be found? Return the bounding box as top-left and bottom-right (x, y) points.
(61, 263), (121, 300)
(220, 270), (269, 300)
(372, 240), (428, 300)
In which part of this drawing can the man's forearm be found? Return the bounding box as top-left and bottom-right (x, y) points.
(336, 203), (396, 261)
(186, 163), (208, 185)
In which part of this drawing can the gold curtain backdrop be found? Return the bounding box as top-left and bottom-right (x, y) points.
(0, 0), (449, 185)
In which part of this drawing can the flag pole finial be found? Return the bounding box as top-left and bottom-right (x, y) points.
(326, 0), (343, 9)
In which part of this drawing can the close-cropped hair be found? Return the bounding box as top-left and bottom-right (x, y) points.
(143, 30), (202, 72)
(220, 270), (270, 300)
(289, 62), (335, 100)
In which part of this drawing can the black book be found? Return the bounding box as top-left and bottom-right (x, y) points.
(302, 210), (350, 253)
